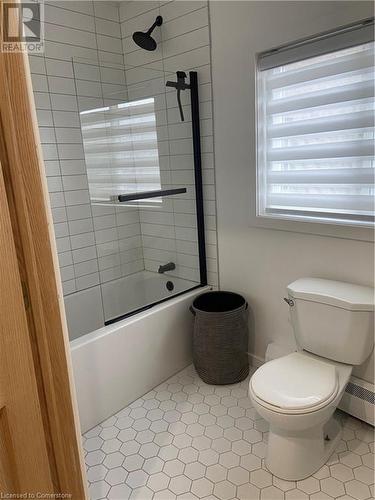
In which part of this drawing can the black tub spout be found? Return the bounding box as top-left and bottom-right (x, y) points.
(158, 262), (176, 274)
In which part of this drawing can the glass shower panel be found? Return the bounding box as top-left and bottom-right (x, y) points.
(73, 58), (202, 323)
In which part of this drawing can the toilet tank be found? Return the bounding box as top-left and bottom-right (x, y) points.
(287, 278), (374, 365)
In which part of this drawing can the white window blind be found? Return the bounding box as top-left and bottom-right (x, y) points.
(80, 97), (162, 206)
(256, 19), (375, 226)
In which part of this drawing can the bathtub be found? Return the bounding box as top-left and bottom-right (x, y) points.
(70, 286), (209, 433)
(64, 270), (200, 340)
(102, 270), (199, 323)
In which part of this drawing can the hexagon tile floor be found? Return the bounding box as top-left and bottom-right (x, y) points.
(83, 365), (375, 500)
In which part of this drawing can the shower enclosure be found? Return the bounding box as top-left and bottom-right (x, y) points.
(47, 57), (207, 335)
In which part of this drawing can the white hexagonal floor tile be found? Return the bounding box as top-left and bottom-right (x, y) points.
(285, 488), (309, 500)
(191, 477), (214, 498)
(143, 456), (164, 475)
(108, 483), (131, 500)
(198, 449), (219, 467)
(147, 471), (170, 492)
(118, 428), (136, 443)
(102, 438), (121, 454)
(219, 451), (240, 469)
(179, 446), (199, 464)
(227, 466), (249, 486)
(153, 490), (176, 500)
(139, 442), (159, 459)
(206, 464), (227, 483)
(260, 485), (284, 500)
(353, 464), (374, 485)
(89, 480), (110, 500)
(87, 464), (108, 483)
(126, 469), (148, 489)
(232, 439), (251, 456)
(250, 469), (273, 489)
(212, 437), (231, 454)
(83, 366), (374, 500)
(130, 485), (153, 499)
(185, 461), (206, 480)
(123, 454), (144, 473)
(296, 476), (320, 495)
(213, 480), (236, 500)
(272, 476), (296, 492)
(85, 437), (104, 452)
(163, 459), (185, 478)
(345, 479), (372, 500)
(238, 483), (260, 500)
(105, 466), (128, 486)
(100, 427), (119, 441)
(320, 477), (345, 497)
(86, 450), (105, 467)
(339, 450), (363, 468)
(361, 453), (374, 470)
(169, 474), (192, 495)
(159, 444), (179, 462)
(330, 462), (355, 482)
(120, 440), (140, 457)
(205, 425), (223, 440)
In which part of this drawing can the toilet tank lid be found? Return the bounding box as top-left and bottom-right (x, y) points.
(287, 278), (374, 311)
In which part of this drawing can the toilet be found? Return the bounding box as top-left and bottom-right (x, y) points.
(249, 278), (374, 481)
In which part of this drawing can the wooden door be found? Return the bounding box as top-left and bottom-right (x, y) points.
(0, 153), (55, 493)
(0, 3), (88, 497)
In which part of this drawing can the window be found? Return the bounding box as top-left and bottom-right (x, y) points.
(256, 19), (375, 227)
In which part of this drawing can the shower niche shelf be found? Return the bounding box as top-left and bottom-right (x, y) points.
(118, 187), (187, 203)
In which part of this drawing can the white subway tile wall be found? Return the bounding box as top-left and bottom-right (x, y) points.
(120, 0), (218, 287)
(30, 0), (218, 335)
(30, 1), (130, 300)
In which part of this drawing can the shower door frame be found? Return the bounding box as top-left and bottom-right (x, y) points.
(104, 71), (208, 325)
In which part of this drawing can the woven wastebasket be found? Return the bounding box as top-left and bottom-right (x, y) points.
(190, 291), (249, 385)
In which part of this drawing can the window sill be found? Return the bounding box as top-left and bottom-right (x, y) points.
(251, 213), (374, 242)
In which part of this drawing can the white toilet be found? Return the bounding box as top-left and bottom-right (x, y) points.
(249, 278), (374, 481)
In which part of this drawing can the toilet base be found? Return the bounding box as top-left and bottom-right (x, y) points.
(265, 416), (342, 480)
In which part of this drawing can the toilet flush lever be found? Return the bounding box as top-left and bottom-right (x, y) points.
(283, 297), (294, 307)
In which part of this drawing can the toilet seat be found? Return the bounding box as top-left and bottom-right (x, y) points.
(250, 352), (339, 415)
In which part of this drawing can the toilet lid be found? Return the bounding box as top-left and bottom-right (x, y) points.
(250, 352), (338, 411)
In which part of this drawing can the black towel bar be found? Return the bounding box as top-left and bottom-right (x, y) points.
(118, 188), (187, 203)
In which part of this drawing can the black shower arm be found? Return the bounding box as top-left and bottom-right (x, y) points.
(146, 15), (163, 35)
(147, 20), (158, 35)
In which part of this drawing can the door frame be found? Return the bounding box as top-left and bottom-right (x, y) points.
(0, 3), (88, 497)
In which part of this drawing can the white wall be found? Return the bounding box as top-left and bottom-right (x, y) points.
(210, 1), (374, 384)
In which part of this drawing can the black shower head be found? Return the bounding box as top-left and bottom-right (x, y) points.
(132, 15), (163, 51)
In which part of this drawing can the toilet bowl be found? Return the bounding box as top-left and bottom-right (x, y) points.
(248, 278), (374, 480)
(249, 351), (352, 480)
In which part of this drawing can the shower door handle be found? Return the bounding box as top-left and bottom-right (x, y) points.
(118, 188), (187, 203)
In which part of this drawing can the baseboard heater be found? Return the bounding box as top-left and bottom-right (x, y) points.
(338, 375), (375, 426)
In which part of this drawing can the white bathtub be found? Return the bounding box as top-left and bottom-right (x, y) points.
(64, 270), (199, 340)
(102, 270), (199, 323)
(71, 286), (209, 433)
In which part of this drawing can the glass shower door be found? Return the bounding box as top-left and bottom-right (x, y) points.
(74, 59), (206, 324)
